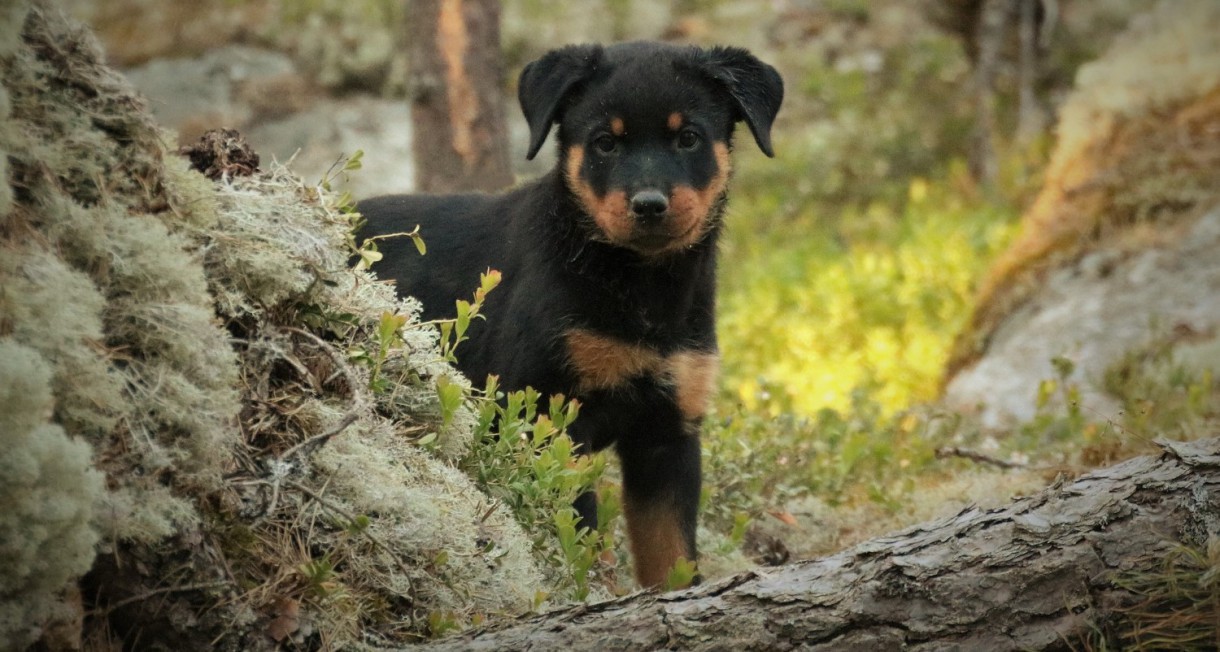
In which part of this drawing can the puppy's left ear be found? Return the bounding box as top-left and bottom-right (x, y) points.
(697, 47), (784, 157)
(518, 44), (603, 160)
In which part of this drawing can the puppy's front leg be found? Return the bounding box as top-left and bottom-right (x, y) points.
(617, 430), (701, 589)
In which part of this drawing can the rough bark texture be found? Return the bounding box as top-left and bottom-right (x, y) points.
(425, 438), (1220, 651)
(408, 0), (514, 193)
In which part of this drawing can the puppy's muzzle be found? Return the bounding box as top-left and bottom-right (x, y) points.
(630, 189), (669, 224)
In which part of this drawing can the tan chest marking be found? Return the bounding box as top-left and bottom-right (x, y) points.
(564, 329), (719, 420)
(666, 351), (720, 420)
(564, 328), (663, 392)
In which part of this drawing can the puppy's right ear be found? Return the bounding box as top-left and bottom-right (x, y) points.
(518, 44), (603, 160)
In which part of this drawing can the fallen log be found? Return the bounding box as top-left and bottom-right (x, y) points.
(426, 438), (1220, 651)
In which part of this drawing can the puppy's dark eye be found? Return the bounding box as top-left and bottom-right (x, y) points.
(593, 134), (617, 154)
(677, 129), (701, 150)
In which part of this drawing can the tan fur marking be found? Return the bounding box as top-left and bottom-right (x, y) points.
(667, 352), (720, 420)
(666, 142), (732, 250)
(565, 146), (633, 243)
(667, 112), (684, 131)
(610, 117), (625, 136)
(623, 494), (692, 588)
(565, 328), (663, 391)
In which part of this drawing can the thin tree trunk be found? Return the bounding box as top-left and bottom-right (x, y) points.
(408, 0), (514, 193)
(968, 0), (1009, 187)
(424, 438), (1220, 651)
(1015, 0), (1047, 145)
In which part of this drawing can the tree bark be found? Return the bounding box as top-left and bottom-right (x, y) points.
(408, 0), (514, 193)
(968, 0), (1009, 187)
(425, 438), (1220, 651)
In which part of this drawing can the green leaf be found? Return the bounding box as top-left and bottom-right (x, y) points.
(346, 514), (370, 535)
(664, 557), (698, 591)
(436, 375), (465, 428)
(377, 311), (407, 346)
(357, 247), (383, 270)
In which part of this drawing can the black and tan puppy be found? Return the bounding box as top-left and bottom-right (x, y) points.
(359, 41), (782, 588)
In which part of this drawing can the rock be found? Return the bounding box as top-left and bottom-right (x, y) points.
(123, 46), (306, 141)
(943, 1), (1220, 428)
(246, 97), (415, 197)
(122, 45), (415, 197)
(945, 206), (1220, 428)
(62, 0), (276, 66)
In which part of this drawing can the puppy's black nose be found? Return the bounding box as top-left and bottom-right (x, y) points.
(630, 190), (669, 222)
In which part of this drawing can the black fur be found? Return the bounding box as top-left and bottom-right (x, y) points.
(358, 41), (782, 587)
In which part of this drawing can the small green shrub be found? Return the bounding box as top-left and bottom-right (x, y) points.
(457, 378), (614, 602)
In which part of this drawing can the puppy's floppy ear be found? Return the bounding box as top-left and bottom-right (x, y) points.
(696, 47), (784, 157)
(518, 44), (603, 160)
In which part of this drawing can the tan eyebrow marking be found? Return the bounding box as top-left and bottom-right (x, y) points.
(667, 112), (684, 131)
(610, 117), (626, 136)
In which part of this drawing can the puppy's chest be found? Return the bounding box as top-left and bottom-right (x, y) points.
(560, 323), (718, 421)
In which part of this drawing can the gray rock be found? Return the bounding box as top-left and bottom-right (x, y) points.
(944, 206), (1220, 429)
(123, 45), (416, 197)
(125, 46), (301, 138)
(247, 98), (414, 198)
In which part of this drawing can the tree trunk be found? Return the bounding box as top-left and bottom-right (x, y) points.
(408, 0), (514, 193)
(968, 0), (1009, 187)
(1015, 0), (1047, 146)
(424, 438), (1220, 651)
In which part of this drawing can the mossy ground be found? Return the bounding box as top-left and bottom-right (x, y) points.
(1, 3), (580, 648)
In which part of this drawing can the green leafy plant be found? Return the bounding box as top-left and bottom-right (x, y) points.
(459, 377), (614, 601)
(353, 223), (427, 271)
(299, 552), (339, 599)
(1103, 342), (1218, 442)
(435, 270), (502, 363)
(343, 271), (500, 397)
(663, 557), (699, 592)
(323, 150), (426, 270)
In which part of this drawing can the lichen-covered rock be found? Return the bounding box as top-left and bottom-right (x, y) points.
(0, 1), (544, 647)
(944, 0), (1220, 427)
(0, 342), (103, 650)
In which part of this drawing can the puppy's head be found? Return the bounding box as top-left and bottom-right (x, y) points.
(519, 42), (783, 256)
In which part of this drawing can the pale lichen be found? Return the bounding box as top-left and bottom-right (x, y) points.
(0, 341), (103, 649)
(1, 2), (546, 647)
